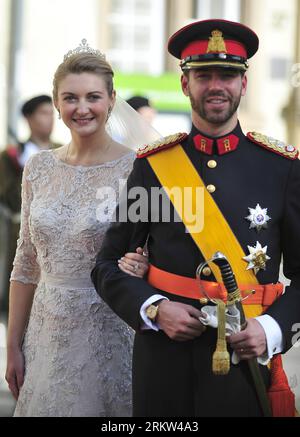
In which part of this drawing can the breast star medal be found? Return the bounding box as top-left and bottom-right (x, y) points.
(246, 204), (271, 231)
(243, 241), (270, 274)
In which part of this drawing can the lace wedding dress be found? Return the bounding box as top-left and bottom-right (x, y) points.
(10, 149), (135, 417)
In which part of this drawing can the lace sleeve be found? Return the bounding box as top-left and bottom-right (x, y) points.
(10, 157), (40, 285)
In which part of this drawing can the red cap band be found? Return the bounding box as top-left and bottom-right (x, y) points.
(181, 39), (247, 60)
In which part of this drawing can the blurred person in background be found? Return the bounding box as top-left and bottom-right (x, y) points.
(126, 95), (156, 125)
(5, 41), (148, 417)
(0, 95), (61, 318)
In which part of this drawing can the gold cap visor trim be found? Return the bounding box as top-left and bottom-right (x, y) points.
(181, 60), (248, 71)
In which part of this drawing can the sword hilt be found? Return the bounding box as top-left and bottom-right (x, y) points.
(211, 252), (246, 326)
(211, 252), (238, 294)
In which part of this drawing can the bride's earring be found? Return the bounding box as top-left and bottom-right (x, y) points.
(58, 110), (61, 120)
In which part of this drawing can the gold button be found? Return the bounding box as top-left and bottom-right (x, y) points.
(207, 160), (217, 169)
(202, 267), (212, 277)
(199, 298), (209, 304)
(207, 184), (216, 194)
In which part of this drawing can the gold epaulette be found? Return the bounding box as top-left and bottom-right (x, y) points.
(136, 132), (188, 158)
(247, 132), (299, 160)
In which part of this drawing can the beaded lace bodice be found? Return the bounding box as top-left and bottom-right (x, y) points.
(11, 149), (135, 285)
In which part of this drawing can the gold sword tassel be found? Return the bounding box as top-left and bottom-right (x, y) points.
(212, 300), (230, 375)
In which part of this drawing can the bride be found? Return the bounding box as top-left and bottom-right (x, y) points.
(5, 41), (153, 417)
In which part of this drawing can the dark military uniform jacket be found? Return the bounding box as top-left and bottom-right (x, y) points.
(0, 141), (61, 214)
(0, 144), (23, 214)
(92, 122), (300, 417)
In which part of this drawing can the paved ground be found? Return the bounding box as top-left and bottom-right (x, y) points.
(0, 322), (16, 416)
(279, 269), (300, 410)
(283, 346), (300, 411)
(0, 389), (15, 417)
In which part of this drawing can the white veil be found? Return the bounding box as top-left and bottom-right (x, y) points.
(106, 96), (163, 150)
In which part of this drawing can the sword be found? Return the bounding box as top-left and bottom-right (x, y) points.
(199, 251), (272, 417)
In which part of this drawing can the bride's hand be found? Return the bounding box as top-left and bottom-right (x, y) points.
(118, 247), (149, 278)
(6, 347), (25, 400)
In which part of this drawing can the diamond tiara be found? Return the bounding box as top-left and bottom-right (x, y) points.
(63, 39), (106, 61)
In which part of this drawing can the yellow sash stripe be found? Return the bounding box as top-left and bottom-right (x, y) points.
(147, 144), (262, 318)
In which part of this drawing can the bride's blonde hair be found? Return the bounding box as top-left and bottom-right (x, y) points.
(52, 53), (114, 103)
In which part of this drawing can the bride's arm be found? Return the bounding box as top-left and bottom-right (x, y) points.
(5, 156), (40, 400)
(6, 281), (36, 400)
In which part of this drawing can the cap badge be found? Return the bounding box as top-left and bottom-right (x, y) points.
(246, 204), (271, 231)
(207, 30), (227, 53)
(243, 241), (271, 275)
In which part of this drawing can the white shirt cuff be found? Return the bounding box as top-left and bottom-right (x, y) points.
(255, 314), (284, 365)
(140, 295), (168, 331)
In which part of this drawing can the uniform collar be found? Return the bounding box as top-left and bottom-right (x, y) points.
(190, 122), (244, 155)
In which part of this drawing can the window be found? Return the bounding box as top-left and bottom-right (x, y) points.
(107, 0), (166, 75)
(134, 27), (150, 51)
(111, 0), (124, 13)
(196, 0), (241, 21)
(135, 0), (150, 14)
(270, 58), (289, 80)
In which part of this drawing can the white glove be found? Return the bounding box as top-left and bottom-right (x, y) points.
(199, 304), (242, 364)
(199, 304), (241, 334)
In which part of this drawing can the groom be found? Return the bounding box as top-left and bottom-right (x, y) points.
(92, 19), (300, 417)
